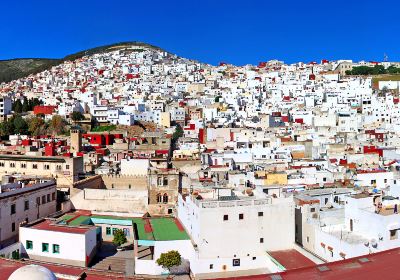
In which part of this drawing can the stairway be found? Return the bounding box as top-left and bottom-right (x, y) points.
(92, 256), (127, 272)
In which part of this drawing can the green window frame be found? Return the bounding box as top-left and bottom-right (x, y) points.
(26, 240), (33, 250)
(42, 243), (49, 252)
(53, 244), (60, 254)
(106, 227), (111, 235)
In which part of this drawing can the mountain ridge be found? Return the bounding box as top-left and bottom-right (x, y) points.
(0, 41), (165, 84)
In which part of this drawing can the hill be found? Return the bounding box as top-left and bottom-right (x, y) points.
(0, 41), (164, 84)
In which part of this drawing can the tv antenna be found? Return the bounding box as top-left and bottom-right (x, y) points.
(384, 53), (388, 62)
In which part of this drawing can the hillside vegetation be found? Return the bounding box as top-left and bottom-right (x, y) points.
(0, 41), (163, 84)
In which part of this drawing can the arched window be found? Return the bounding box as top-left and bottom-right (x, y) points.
(163, 193), (168, 204)
(157, 193), (162, 203)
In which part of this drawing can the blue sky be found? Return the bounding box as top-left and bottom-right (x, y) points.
(1, 0), (399, 65)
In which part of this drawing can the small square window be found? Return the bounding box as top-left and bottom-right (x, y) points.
(239, 213), (244, 220)
(209, 264), (213, 269)
(223, 215), (228, 221)
(42, 243), (49, 252)
(53, 244), (60, 254)
(26, 240), (33, 250)
(252, 256), (256, 260)
(106, 227), (111, 235)
(232, 258), (240, 267)
(260, 238), (264, 243)
(258, 212), (263, 217)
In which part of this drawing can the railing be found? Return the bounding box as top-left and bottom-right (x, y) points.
(196, 197), (272, 208)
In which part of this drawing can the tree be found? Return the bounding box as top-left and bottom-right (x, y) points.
(27, 116), (45, 136)
(172, 125), (183, 141)
(156, 250), (182, 271)
(22, 97), (30, 112)
(112, 229), (127, 246)
(13, 115), (28, 134)
(71, 111), (84, 122)
(0, 118), (15, 136)
(48, 115), (67, 135)
(13, 100), (23, 113)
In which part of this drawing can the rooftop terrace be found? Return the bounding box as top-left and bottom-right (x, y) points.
(59, 212), (189, 241)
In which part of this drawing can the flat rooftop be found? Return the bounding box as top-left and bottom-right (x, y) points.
(59, 212), (189, 241)
(269, 250), (315, 270)
(29, 219), (94, 234)
(213, 247), (400, 280)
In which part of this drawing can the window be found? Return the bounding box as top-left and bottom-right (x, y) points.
(260, 238), (264, 243)
(232, 259), (240, 267)
(112, 228), (118, 235)
(42, 195), (46, 204)
(44, 164), (50, 170)
(32, 164), (38, 169)
(223, 215), (228, 221)
(384, 179), (388, 183)
(47, 194), (51, 202)
(53, 244), (60, 254)
(24, 200), (29, 211)
(239, 213), (244, 220)
(21, 163), (26, 168)
(258, 212), (263, 217)
(26, 240), (33, 250)
(0, 162), (4, 167)
(310, 208), (316, 213)
(106, 227), (111, 235)
(65, 165), (70, 170)
(163, 177), (168, 186)
(52, 192), (56, 201)
(163, 193), (168, 203)
(12, 223), (15, 232)
(209, 264), (213, 269)
(42, 243), (49, 252)
(390, 229), (399, 240)
(157, 193), (162, 203)
(123, 228), (130, 237)
(36, 197), (41, 205)
(10, 162), (15, 168)
(252, 257), (256, 260)
(11, 204), (16, 215)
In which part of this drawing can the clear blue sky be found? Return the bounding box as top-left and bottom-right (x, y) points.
(1, 0), (399, 65)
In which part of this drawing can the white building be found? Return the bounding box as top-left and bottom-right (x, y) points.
(177, 189), (294, 278)
(19, 218), (99, 267)
(0, 179), (57, 248)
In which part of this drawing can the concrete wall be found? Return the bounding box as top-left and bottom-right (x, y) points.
(70, 188), (148, 214)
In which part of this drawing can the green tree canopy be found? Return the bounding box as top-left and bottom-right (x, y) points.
(71, 111), (85, 122)
(172, 124), (183, 141)
(112, 229), (127, 246)
(13, 100), (23, 113)
(13, 115), (28, 134)
(48, 115), (67, 135)
(27, 116), (46, 136)
(156, 250), (182, 271)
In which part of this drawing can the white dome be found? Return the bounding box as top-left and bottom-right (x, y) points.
(8, 264), (57, 280)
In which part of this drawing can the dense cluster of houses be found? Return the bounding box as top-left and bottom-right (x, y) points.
(0, 45), (400, 279)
